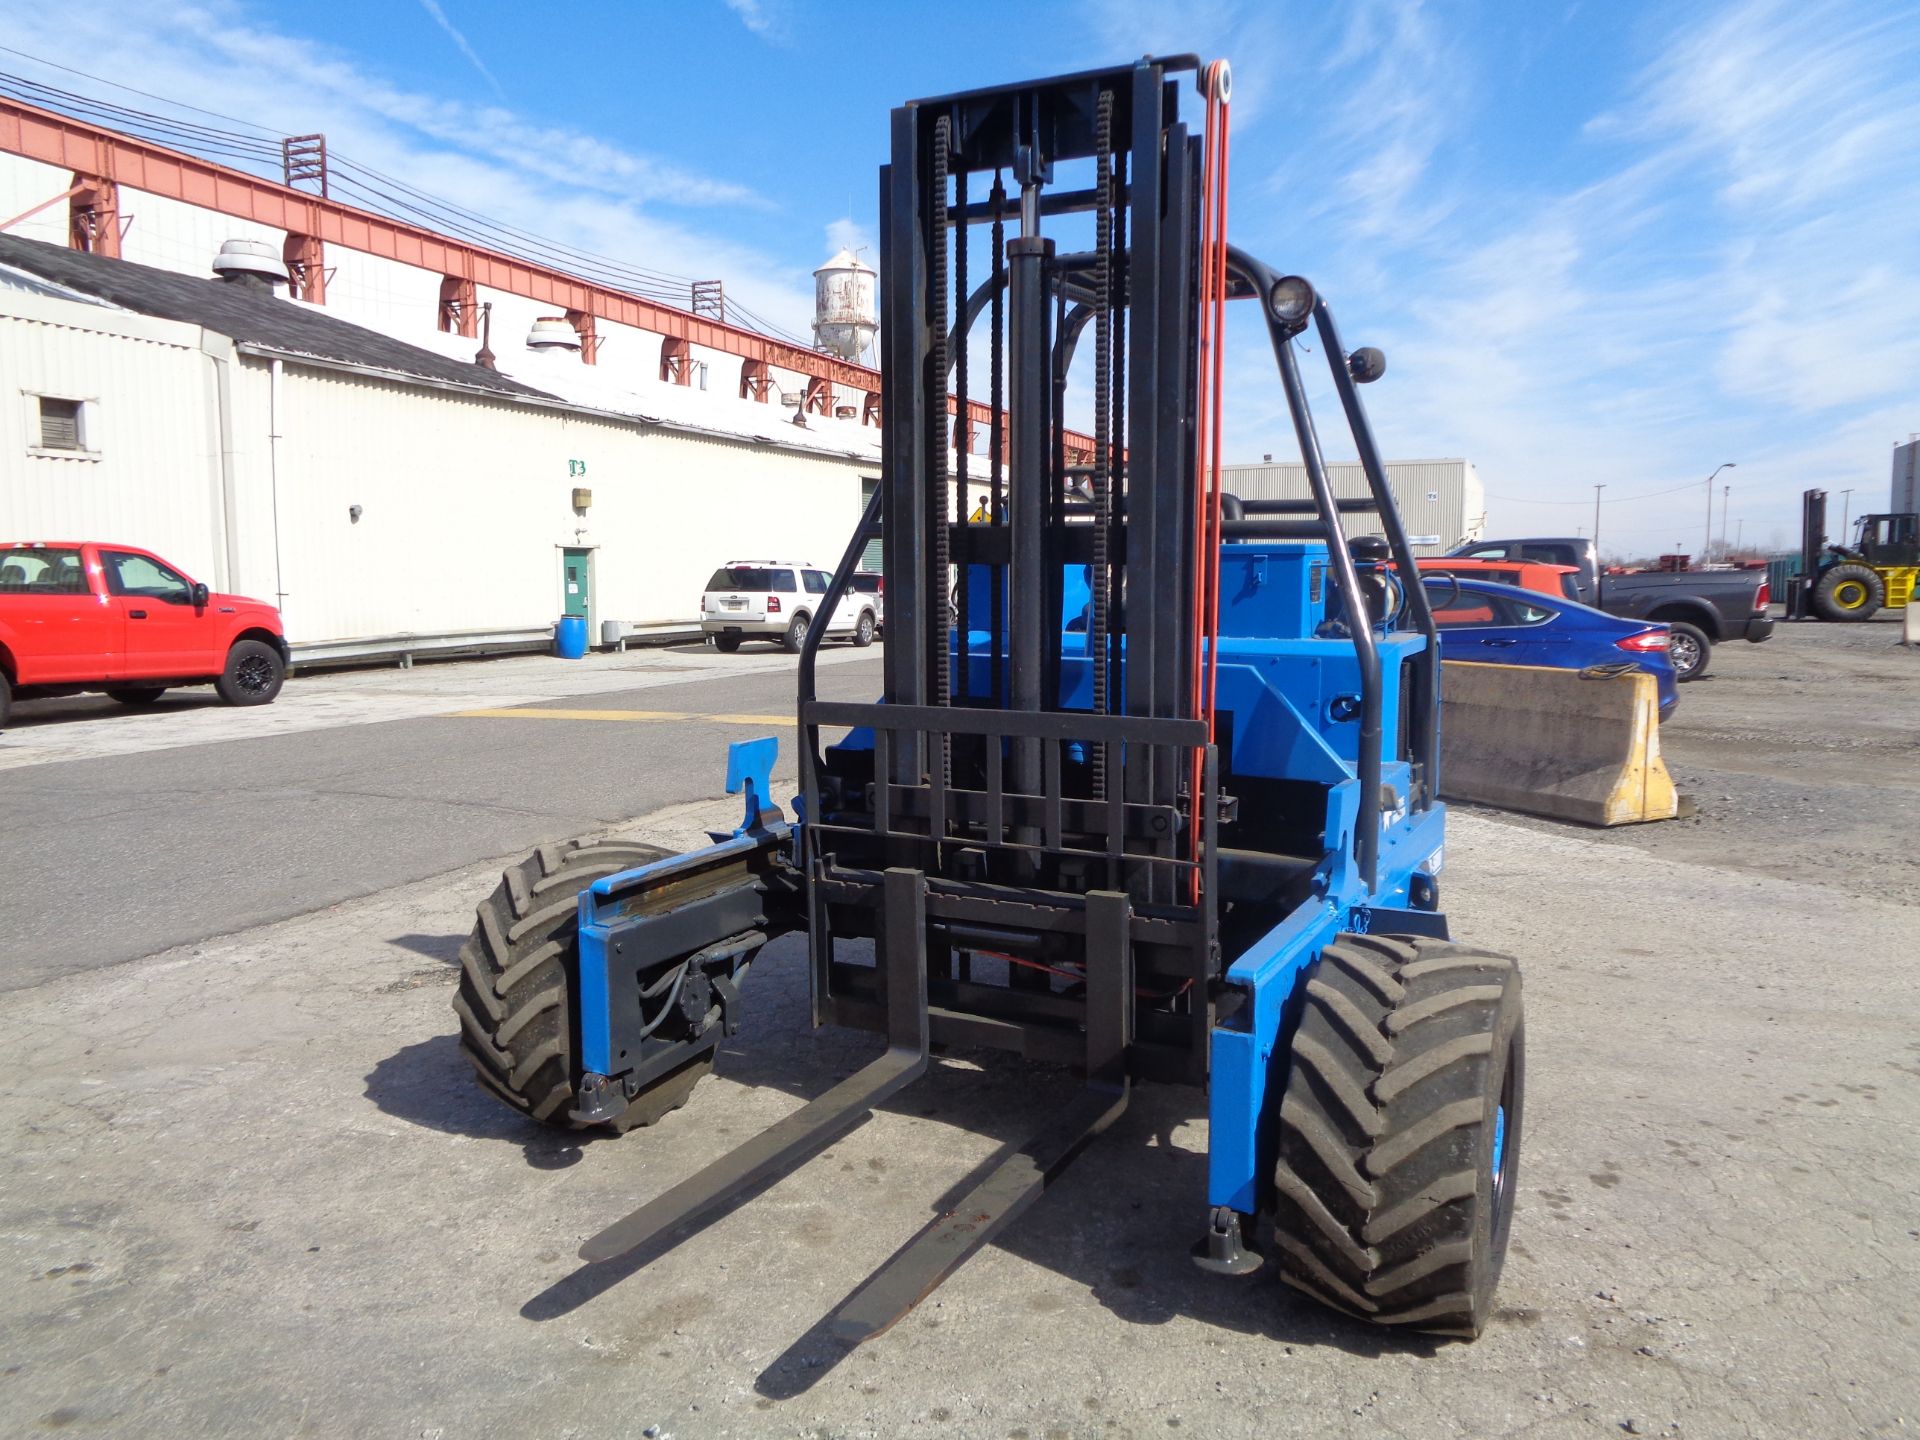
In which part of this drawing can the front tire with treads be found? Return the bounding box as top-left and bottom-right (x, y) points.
(1272, 933), (1523, 1338)
(453, 838), (712, 1132)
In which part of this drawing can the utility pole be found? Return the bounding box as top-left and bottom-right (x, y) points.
(1593, 483), (1605, 562)
(1704, 462), (1735, 562)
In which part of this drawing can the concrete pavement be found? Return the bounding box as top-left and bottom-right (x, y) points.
(0, 794), (1915, 1438)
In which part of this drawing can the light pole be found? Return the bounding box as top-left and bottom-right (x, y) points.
(1736, 518), (1745, 555)
(1720, 483), (1731, 559)
(1839, 487), (1855, 536)
(1703, 463), (1735, 562)
(1593, 483), (1605, 562)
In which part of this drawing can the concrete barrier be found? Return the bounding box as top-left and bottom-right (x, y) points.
(1440, 661), (1679, 826)
(1902, 598), (1918, 649)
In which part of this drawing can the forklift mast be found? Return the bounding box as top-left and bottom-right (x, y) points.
(793, 56), (1440, 1087)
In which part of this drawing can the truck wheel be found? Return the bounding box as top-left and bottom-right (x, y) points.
(215, 639), (285, 705)
(107, 687), (168, 707)
(852, 610), (877, 647)
(1812, 564), (1883, 622)
(712, 633), (742, 653)
(783, 612), (811, 653)
(1665, 622), (1710, 681)
(1272, 933), (1523, 1339)
(0, 671), (10, 731)
(454, 838), (713, 1132)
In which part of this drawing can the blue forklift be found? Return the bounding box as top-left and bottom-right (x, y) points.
(454, 56), (1524, 1340)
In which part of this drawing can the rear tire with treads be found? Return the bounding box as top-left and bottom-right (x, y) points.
(1272, 933), (1523, 1338)
(454, 838), (713, 1132)
(1812, 563), (1883, 621)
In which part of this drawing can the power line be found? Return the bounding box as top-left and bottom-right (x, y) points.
(0, 52), (819, 348)
(0, 43), (283, 135)
(0, 75), (282, 163)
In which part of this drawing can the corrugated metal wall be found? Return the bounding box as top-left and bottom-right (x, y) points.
(1893, 440), (1919, 516)
(1217, 458), (1484, 555)
(222, 358), (873, 645)
(0, 294), (230, 583)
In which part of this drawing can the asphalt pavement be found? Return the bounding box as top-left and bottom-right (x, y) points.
(0, 644), (883, 988)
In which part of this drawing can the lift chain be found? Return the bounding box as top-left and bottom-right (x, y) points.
(1091, 87), (1114, 801)
(930, 115), (952, 727)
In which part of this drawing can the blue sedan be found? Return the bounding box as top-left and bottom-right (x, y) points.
(1420, 575), (1679, 719)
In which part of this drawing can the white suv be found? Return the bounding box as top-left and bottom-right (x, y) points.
(701, 561), (878, 653)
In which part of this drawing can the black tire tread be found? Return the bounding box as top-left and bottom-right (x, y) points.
(1812, 563), (1883, 622)
(1273, 933), (1522, 1338)
(454, 837), (713, 1132)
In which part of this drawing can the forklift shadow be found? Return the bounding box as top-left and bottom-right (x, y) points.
(501, 942), (1441, 1374)
(363, 1033), (626, 1171)
(749, 1091), (1441, 1400)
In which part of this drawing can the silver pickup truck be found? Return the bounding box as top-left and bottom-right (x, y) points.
(1447, 537), (1774, 680)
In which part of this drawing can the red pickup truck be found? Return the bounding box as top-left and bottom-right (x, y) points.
(0, 542), (288, 729)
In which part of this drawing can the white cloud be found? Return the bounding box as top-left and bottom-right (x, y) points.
(0, 1), (818, 336)
(722, 0), (786, 43)
(824, 215), (872, 262)
(414, 0), (502, 97)
(1316, 0), (1460, 241)
(1245, 0), (1920, 555)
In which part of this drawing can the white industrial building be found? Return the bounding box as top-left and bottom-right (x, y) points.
(0, 233), (886, 662)
(1219, 457), (1486, 556)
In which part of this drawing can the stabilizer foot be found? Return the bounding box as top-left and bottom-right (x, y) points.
(1191, 1205), (1264, 1276)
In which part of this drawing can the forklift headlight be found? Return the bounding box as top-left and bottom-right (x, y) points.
(1268, 275), (1316, 327)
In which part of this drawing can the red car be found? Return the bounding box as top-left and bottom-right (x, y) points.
(0, 542), (287, 729)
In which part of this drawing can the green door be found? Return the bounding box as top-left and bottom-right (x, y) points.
(562, 548), (591, 619)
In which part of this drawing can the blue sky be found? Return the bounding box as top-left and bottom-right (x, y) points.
(3, 0), (1917, 556)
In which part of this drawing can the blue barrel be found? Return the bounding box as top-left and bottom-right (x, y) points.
(554, 615), (589, 659)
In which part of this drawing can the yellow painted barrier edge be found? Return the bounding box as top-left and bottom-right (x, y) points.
(1438, 660), (1678, 827)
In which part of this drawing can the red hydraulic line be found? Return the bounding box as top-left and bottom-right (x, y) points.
(1188, 60), (1232, 898)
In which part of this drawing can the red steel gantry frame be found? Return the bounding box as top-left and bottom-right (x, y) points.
(0, 93), (1096, 460)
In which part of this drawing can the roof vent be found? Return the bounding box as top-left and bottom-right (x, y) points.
(211, 239), (289, 289)
(526, 316), (581, 351)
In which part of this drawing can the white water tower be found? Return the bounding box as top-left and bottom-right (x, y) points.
(812, 248), (877, 363)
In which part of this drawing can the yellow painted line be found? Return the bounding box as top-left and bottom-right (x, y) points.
(703, 713), (798, 726)
(450, 707), (678, 721)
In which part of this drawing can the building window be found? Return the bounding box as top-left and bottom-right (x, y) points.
(38, 396), (85, 451)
